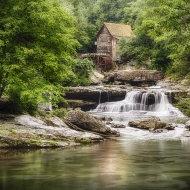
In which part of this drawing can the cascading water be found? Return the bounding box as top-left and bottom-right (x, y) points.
(89, 87), (188, 141)
(92, 89), (184, 117)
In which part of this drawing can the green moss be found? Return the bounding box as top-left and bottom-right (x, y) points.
(30, 139), (40, 146)
(173, 97), (190, 117)
(77, 138), (91, 144)
(17, 140), (25, 146)
(53, 108), (68, 118)
(49, 141), (58, 146)
(10, 129), (17, 134)
(2, 127), (9, 130)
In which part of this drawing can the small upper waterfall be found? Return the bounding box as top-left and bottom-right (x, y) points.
(91, 88), (184, 117)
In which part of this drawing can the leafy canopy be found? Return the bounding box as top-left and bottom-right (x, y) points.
(118, 0), (190, 76)
(0, 0), (80, 114)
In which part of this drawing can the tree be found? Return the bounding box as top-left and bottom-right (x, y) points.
(0, 0), (80, 114)
(71, 59), (94, 86)
(118, 0), (154, 68)
(141, 0), (190, 77)
(58, 0), (97, 53)
(89, 0), (133, 27)
(119, 0), (186, 72)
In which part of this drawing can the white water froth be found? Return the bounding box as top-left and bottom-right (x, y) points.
(90, 88), (188, 141)
(91, 112), (188, 141)
(91, 89), (184, 117)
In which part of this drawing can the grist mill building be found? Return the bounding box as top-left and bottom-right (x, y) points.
(95, 22), (132, 62)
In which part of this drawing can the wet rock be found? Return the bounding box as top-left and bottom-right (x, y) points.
(185, 120), (190, 130)
(128, 116), (160, 130)
(128, 116), (175, 132)
(164, 123), (176, 130)
(64, 85), (186, 112)
(15, 115), (47, 129)
(66, 99), (97, 111)
(90, 70), (104, 85)
(64, 109), (120, 137)
(149, 128), (168, 133)
(44, 117), (68, 128)
(111, 123), (126, 128)
(106, 121), (112, 125)
(97, 116), (113, 122)
(103, 70), (164, 86)
(182, 130), (190, 137)
(65, 86), (126, 103)
(0, 114), (105, 148)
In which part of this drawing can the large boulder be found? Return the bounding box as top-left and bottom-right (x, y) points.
(128, 116), (175, 131)
(90, 70), (104, 85)
(103, 70), (164, 86)
(182, 130), (190, 137)
(64, 109), (120, 137)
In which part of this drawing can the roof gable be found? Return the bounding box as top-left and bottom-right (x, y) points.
(97, 22), (132, 38)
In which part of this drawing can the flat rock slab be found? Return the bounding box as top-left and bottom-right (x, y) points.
(103, 70), (164, 85)
(0, 114), (104, 148)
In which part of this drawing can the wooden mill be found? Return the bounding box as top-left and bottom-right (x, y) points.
(80, 22), (132, 72)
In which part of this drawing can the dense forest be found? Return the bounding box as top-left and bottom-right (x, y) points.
(0, 0), (190, 114)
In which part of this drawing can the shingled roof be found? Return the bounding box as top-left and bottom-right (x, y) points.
(102, 22), (132, 37)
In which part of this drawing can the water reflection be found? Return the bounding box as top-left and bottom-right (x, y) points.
(1, 139), (190, 190)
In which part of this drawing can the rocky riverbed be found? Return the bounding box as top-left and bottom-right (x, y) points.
(1, 69), (190, 148)
(1, 109), (190, 149)
(0, 110), (120, 148)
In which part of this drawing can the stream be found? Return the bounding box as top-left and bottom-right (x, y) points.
(1, 139), (190, 190)
(1, 86), (190, 190)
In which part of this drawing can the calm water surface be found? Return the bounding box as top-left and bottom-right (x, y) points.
(1, 137), (190, 190)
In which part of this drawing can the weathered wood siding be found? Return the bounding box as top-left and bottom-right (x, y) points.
(111, 37), (118, 61)
(96, 26), (112, 57)
(96, 23), (132, 62)
(96, 25), (121, 61)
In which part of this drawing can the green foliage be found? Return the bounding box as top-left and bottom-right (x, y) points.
(118, 36), (152, 68)
(71, 59), (93, 86)
(57, 0), (190, 81)
(139, 0), (190, 76)
(173, 97), (190, 117)
(59, 0), (97, 52)
(49, 141), (58, 146)
(89, 0), (133, 26)
(0, 0), (80, 114)
(1, 0), (190, 116)
(62, 0), (137, 53)
(77, 138), (91, 144)
(122, 0), (143, 27)
(10, 129), (17, 135)
(52, 108), (68, 118)
(119, 0), (190, 75)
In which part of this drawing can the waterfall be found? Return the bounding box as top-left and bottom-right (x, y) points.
(92, 89), (184, 117)
(98, 90), (112, 105)
(98, 91), (102, 104)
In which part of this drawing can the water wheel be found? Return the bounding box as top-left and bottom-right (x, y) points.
(97, 56), (112, 71)
(80, 53), (113, 71)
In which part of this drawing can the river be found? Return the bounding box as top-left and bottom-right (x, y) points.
(1, 88), (190, 190)
(1, 136), (190, 190)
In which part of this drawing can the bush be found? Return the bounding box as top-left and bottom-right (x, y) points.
(72, 59), (93, 86)
(173, 97), (190, 117)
